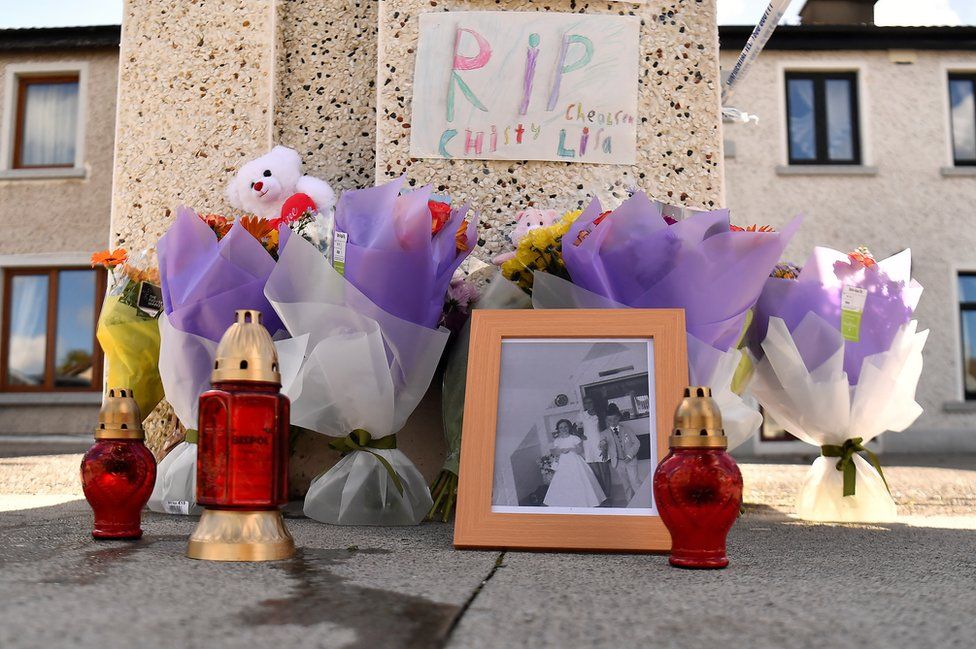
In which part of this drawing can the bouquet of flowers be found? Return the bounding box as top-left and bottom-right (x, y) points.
(148, 207), (286, 515)
(270, 177), (475, 525)
(748, 247), (926, 522)
(91, 248), (164, 422)
(525, 192), (800, 448)
(429, 270), (531, 521)
(538, 453), (558, 484)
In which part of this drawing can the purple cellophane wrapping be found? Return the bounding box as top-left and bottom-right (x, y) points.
(749, 247), (922, 384)
(563, 192), (801, 352)
(333, 176), (476, 329)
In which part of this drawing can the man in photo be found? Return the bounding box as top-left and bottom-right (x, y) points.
(579, 396), (611, 503)
(604, 403), (641, 502)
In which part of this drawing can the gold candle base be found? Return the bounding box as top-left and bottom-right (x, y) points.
(187, 509), (295, 562)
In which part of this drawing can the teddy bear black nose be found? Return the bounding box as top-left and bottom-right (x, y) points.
(263, 169), (272, 177)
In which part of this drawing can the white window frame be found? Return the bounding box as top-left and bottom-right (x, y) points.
(0, 61), (89, 179)
(776, 60), (872, 170)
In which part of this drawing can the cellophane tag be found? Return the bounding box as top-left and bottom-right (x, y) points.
(333, 231), (348, 276)
(840, 285), (868, 342)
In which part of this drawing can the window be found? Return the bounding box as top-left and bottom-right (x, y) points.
(949, 74), (976, 166)
(785, 72), (861, 165)
(13, 74), (79, 169)
(1, 268), (105, 391)
(759, 407), (799, 442)
(959, 272), (976, 400)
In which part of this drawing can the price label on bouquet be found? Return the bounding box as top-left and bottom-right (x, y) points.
(410, 12), (640, 164)
(332, 231), (348, 276)
(840, 285), (868, 342)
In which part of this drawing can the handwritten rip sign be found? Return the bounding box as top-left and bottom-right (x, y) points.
(410, 12), (640, 165)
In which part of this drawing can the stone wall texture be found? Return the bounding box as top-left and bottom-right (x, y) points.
(275, 0), (378, 194)
(720, 48), (976, 452)
(376, 0), (725, 261)
(111, 0), (276, 250)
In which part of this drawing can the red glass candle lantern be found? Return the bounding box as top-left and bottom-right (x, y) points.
(653, 386), (743, 569)
(81, 387), (156, 540)
(187, 309), (295, 561)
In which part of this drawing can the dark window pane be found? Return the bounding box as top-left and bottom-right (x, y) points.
(963, 311), (976, 396)
(788, 79), (816, 161)
(950, 79), (976, 163)
(825, 79), (855, 161)
(54, 270), (96, 387)
(6, 274), (49, 386)
(960, 274), (976, 302)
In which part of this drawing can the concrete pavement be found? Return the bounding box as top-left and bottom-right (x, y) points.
(1, 455), (974, 648)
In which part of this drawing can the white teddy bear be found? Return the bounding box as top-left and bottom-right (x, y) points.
(225, 145), (336, 219)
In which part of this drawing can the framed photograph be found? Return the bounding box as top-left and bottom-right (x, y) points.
(454, 309), (688, 552)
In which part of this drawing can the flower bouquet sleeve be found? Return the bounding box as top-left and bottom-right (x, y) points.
(533, 192), (800, 448)
(148, 207), (284, 515)
(748, 248), (926, 522)
(93, 250), (165, 422)
(266, 230), (450, 525)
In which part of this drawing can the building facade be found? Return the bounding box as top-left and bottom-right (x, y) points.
(720, 22), (976, 454)
(0, 26), (118, 436)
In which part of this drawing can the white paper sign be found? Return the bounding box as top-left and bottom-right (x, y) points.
(410, 12), (640, 165)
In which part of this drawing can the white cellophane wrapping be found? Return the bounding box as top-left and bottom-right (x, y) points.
(750, 314), (928, 523)
(148, 313), (307, 515)
(531, 273), (761, 448)
(266, 234), (448, 526)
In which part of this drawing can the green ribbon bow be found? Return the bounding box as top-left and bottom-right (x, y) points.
(821, 437), (890, 497)
(184, 429), (199, 444)
(328, 429), (403, 496)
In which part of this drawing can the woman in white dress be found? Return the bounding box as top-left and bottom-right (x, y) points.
(543, 419), (606, 508)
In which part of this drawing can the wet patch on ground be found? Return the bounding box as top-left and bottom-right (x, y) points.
(240, 547), (461, 649)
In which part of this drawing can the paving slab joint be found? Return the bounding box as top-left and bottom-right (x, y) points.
(443, 551), (507, 645)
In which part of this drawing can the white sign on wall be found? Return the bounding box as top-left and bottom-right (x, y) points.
(410, 12), (640, 165)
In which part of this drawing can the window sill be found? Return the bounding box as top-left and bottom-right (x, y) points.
(0, 167), (86, 180)
(943, 401), (976, 413)
(0, 392), (102, 406)
(776, 165), (878, 177)
(940, 166), (976, 177)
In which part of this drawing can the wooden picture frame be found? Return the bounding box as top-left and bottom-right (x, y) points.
(455, 309), (688, 553)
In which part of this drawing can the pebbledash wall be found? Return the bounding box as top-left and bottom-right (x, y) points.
(719, 26), (976, 454)
(112, 0), (726, 487)
(0, 27), (119, 436)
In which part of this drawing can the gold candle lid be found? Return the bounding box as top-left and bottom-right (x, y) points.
(211, 309), (281, 384)
(96, 387), (145, 440)
(670, 386), (727, 449)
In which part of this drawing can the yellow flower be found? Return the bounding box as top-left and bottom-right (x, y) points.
(501, 208), (582, 294)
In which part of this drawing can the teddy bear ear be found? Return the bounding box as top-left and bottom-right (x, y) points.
(225, 176), (242, 209)
(271, 145), (302, 170)
(515, 210), (526, 221)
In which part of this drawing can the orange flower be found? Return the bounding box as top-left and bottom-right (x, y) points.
(91, 248), (128, 269)
(730, 224), (775, 232)
(430, 200), (453, 236)
(239, 215), (275, 242)
(455, 219), (470, 253)
(200, 213), (232, 239)
(848, 246), (876, 268)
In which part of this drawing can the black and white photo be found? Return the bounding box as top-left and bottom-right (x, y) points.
(491, 338), (657, 515)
